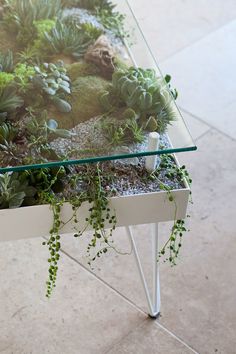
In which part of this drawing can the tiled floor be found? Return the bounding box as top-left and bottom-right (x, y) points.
(1, 1), (236, 353)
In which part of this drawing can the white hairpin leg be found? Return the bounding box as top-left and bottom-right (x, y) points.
(126, 223), (161, 319)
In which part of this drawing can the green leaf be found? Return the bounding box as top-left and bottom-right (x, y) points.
(55, 129), (75, 139)
(44, 87), (56, 95)
(9, 191), (26, 209)
(165, 74), (171, 84)
(52, 97), (72, 113)
(60, 85), (71, 94)
(60, 74), (70, 81)
(47, 119), (58, 130)
(25, 186), (36, 197)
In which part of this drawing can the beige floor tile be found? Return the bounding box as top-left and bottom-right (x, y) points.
(106, 320), (195, 354)
(128, 0), (236, 61)
(60, 129), (236, 354)
(60, 226), (151, 310)
(0, 238), (145, 354)
(182, 111), (210, 141)
(160, 20), (236, 139)
(159, 129), (236, 354)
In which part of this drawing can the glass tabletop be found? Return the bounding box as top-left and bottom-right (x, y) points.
(0, 0), (196, 173)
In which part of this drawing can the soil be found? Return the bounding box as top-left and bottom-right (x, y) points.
(62, 156), (185, 201)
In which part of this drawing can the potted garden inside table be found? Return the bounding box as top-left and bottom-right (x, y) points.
(0, 0), (195, 298)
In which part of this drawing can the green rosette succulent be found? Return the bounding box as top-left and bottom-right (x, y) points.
(102, 67), (177, 133)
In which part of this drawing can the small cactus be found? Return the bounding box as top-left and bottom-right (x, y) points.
(145, 116), (158, 132)
(122, 108), (137, 120)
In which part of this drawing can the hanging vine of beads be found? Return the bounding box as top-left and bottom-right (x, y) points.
(73, 164), (117, 267)
(42, 196), (63, 297)
(40, 156), (192, 297)
(151, 154), (193, 266)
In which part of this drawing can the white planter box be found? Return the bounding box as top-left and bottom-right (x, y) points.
(0, 183), (190, 242)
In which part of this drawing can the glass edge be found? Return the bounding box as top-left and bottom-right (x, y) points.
(0, 0), (197, 174)
(124, 0), (197, 146)
(0, 146), (197, 173)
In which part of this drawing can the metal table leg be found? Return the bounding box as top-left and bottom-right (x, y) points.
(126, 223), (161, 318)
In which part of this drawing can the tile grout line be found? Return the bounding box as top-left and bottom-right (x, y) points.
(195, 127), (212, 142)
(59, 245), (199, 354)
(180, 107), (236, 142)
(153, 321), (199, 354)
(180, 107), (212, 130)
(158, 17), (236, 65)
(102, 320), (147, 354)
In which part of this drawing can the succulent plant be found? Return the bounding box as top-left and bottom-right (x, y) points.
(34, 19), (57, 38)
(0, 172), (36, 209)
(102, 67), (177, 133)
(62, 0), (115, 11)
(112, 68), (171, 113)
(0, 50), (14, 73)
(43, 21), (92, 60)
(46, 118), (75, 138)
(80, 22), (103, 41)
(97, 8), (126, 38)
(165, 74), (178, 100)
(4, 0), (61, 30)
(3, 0), (62, 46)
(30, 19), (57, 56)
(0, 72), (14, 89)
(13, 63), (35, 92)
(26, 110), (74, 140)
(100, 116), (144, 146)
(121, 108), (137, 120)
(17, 47), (40, 65)
(32, 61), (72, 112)
(0, 86), (24, 118)
(0, 122), (17, 146)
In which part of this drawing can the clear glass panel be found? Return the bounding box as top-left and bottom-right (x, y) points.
(0, 0), (196, 173)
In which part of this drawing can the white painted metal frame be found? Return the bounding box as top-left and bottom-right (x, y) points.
(126, 223), (160, 318)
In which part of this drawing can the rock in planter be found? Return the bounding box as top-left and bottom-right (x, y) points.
(85, 35), (116, 79)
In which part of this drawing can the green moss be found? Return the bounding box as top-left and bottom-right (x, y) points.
(51, 75), (110, 129)
(67, 61), (100, 80)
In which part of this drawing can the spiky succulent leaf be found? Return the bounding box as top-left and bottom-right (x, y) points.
(0, 87), (24, 114)
(0, 123), (17, 145)
(0, 50), (14, 73)
(52, 97), (72, 112)
(44, 21), (91, 59)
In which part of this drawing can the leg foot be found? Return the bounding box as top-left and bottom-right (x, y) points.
(148, 312), (161, 320)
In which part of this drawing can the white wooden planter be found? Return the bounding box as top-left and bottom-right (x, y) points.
(0, 181), (190, 242)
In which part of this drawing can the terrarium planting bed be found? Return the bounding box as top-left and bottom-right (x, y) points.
(0, 0), (196, 317)
(0, 161), (190, 242)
